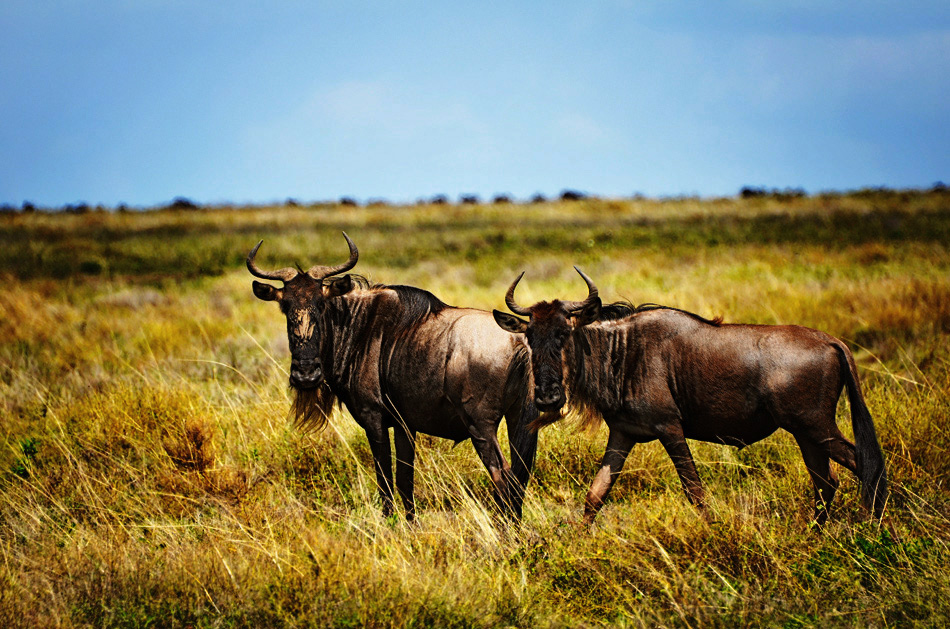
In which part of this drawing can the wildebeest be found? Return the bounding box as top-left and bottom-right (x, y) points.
(493, 267), (887, 525)
(248, 233), (538, 520)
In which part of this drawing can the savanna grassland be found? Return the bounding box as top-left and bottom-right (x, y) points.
(2, 190), (950, 627)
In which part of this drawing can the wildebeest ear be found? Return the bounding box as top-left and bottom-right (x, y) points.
(493, 309), (528, 334)
(571, 297), (602, 327)
(252, 281), (281, 302)
(324, 274), (354, 298)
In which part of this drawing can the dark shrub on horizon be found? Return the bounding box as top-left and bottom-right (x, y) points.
(492, 194), (513, 204)
(560, 189), (587, 201)
(460, 194), (480, 205)
(741, 186), (807, 201)
(169, 197), (200, 211)
(740, 186), (767, 199)
(430, 194), (449, 205)
(285, 198), (300, 207)
(64, 203), (91, 214)
(339, 197), (358, 207)
(0, 203), (15, 213)
(22, 201), (36, 213)
(530, 193), (547, 204)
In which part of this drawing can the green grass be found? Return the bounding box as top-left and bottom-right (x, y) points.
(2, 191), (950, 626)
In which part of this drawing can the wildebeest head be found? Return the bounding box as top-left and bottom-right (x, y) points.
(247, 232), (358, 390)
(492, 267), (602, 412)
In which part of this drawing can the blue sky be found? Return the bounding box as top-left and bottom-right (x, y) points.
(1, 1), (948, 207)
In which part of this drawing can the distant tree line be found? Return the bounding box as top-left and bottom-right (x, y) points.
(2, 184), (947, 214)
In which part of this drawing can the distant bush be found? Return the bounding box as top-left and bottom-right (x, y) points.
(530, 193), (546, 204)
(168, 197), (200, 211)
(339, 197), (358, 207)
(933, 182), (948, 194)
(79, 259), (105, 275)
(492, 194), (513, 204)
(0, 203), (15, 213)
(63, 203), (91, 214)
(459, 194), (480, 205)
(284, 198), (300, 207)
(22, 201), (36, 213)
(740, 187), (807, 201)
(740, 187), (767, 199)
(560, 189), (587, 201)
(117, 203), (130, 213)
(430, 194), (449, 205)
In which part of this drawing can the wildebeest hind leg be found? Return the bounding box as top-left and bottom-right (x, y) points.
(584, 429), (636, 525)
(794, 434), (838, 525)
(394, 426), (417, 521)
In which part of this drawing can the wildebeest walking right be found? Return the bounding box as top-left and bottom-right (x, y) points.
(493, 267), (887, 525)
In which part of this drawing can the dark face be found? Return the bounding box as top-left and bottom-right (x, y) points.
(524, 304), (572, 411)
(494, 299), (600, 412)
(253, 274), (353, 390)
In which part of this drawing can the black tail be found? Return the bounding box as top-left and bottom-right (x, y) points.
(835, 342), (887, 517)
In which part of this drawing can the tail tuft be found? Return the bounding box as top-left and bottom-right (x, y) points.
(835, 342), (888, 517)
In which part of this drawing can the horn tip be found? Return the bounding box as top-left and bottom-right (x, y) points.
(247, 240), (264, 259)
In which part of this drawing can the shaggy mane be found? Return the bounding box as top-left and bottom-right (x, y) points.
(291, 383), (338, 433)
(528, 299), (721, 434)
(596, 298), (723, 326)
(291, 276), (451, 432)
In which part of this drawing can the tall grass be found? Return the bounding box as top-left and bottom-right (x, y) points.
(1, 191), (950, 626)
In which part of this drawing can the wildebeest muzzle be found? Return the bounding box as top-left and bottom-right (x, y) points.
(534, 384), (565, 412)
(290, 358), (323, 389)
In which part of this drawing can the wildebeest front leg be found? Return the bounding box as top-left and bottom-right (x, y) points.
(656, 424), (707, 509)
(393, 426), (417, 521)
(584, 429), (636, 524)
(364, 425), (396, 518)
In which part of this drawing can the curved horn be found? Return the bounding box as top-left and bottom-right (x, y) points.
(307, 231), (359, 280)
(505, 271), (531, 316)
(561, 266), (600, 312)
(246, 240), (299, 282)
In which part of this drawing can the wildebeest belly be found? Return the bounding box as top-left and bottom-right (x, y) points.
(680, 407), (778, 447)
(382, 391), (474, 442)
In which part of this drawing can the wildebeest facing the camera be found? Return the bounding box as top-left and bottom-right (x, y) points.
(493, 267), (887, 525)
(247, 233), (538, 520)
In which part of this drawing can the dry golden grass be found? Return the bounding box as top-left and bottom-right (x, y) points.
(1, 190), (950, 626)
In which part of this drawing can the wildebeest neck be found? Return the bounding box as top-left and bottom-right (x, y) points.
(317, 285), (450, 396)
(563, 321), (635, 425)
